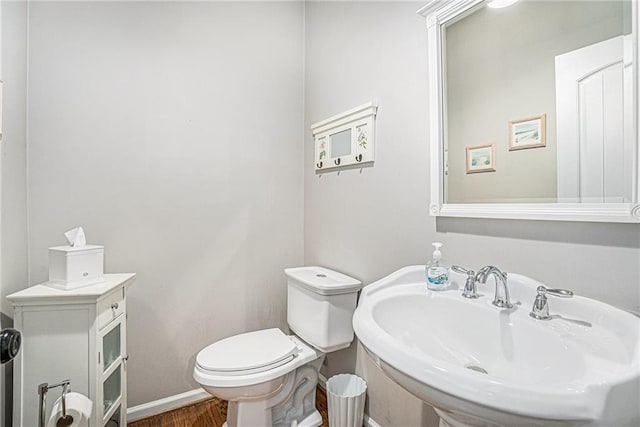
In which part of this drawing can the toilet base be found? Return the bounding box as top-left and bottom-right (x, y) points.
(218, 355), (325, 427)
(222, 410), (322, 427)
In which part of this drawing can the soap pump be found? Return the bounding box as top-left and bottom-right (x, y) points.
(426, 242), (450, 290)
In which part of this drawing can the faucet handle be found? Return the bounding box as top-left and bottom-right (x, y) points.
(530, 285), (573, 320)
(451, 265), (479, 299)
(451, 265), (474, 276)
(536, 285), (573, 298)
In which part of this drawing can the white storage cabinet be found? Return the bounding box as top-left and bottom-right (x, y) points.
(8, 273), (135, 427)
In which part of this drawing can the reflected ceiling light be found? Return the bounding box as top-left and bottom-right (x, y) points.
(487, 0), (519, 8)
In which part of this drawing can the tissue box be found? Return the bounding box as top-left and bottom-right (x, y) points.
(47, 245), (105, 290)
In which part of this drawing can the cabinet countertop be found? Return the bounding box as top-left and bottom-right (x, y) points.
(7, 273), (136, 305)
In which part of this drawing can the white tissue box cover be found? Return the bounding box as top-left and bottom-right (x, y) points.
(47, 245), (105, 290)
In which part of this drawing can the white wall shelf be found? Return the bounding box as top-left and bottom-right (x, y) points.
(311, 102), (377, 171)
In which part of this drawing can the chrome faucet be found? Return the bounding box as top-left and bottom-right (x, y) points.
(475, 266), (512, 309)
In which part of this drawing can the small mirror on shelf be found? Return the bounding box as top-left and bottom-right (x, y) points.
(330, 129), (352, 158)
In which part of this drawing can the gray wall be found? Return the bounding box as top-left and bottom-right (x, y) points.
(2, 0), (638, 423)
(1, 3), (28, 424)
(304, 1), (640, 425)
(305, 2), (441, 424)
(26, 1), (304, 406)
(446, 0), (628, 203)
(1, 1), (28, 321)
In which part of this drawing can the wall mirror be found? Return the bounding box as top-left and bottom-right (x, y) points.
(419, 0), (639, 222)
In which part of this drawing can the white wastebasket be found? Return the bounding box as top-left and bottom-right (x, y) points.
(326, 374), (367, 427)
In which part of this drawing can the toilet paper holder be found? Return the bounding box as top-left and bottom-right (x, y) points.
(37, 379), (71, 427)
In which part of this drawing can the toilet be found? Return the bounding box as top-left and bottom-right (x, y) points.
(193, 266), (362, 427)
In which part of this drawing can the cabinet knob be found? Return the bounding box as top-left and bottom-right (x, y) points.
(123, 354), (129, 362)
(111, 302), (119, 310)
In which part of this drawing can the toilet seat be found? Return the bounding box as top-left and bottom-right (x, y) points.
(196, 328), (300, 376)
(194, 332), (320, 388)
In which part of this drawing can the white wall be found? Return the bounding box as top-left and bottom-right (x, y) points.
(1, 2), (28, 425)
(26, 1), (304, 405)
(5, 0), (640, 422)
(304, 2), (640, 426)
(1, 1), (28, 317)
(305, 2), (440, 424)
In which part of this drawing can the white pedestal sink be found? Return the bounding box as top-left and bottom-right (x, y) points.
(352, 266), (640, 427)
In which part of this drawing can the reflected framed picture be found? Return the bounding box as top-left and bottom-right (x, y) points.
(509, 114), (546, 150)
(466, 143), (496, 174)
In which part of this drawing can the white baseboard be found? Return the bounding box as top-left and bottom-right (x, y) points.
(318, 373), (328, 388)
(363, 413), (382, 427)
(318, 373), (380, 427)
(127, 388), (210, 421)
(128, 377), (381, 427)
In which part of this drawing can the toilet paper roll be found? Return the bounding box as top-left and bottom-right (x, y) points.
(47, 392), (93, 427)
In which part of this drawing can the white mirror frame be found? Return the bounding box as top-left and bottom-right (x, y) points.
(418, 0), (640, 223)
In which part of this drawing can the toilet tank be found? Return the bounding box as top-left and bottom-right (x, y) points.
(285, 266), (362, 353)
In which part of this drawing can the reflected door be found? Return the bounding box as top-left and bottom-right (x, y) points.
(556, 35), (633, 203)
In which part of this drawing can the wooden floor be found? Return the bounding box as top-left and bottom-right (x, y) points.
(128, 386), (329, 427)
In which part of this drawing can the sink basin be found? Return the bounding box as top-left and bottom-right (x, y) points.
(352, 266), (640, 427)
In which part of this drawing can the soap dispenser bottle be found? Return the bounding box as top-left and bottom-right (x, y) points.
(426, 242), (450, 290)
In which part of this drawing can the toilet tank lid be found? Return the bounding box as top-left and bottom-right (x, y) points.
(285, 266), (362, 295)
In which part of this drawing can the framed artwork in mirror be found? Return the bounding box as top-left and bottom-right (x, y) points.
(509, 114), (546, 151)
(466, 143), (496, 174)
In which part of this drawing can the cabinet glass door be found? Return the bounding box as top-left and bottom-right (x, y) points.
(102, 323), (121, 372)
(103, 367), (121, 415)
(104, 406), (121, 427)
(99, 313), (126, 425)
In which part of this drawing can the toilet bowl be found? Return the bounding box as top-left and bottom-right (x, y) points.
(194, 330), (324, 426)
(193, 267), (361, 427)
